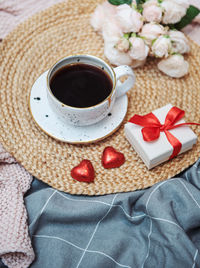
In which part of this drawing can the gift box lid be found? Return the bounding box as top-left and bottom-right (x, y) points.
(125, 104), (198, 169)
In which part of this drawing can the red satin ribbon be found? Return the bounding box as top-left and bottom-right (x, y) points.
(129, 106), (200, 159)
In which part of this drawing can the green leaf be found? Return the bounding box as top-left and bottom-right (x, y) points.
(135, 0), (145, 12)
(108, 0), (145, 7)
(136, 6), (143, 13)
(108, 0), (132, 5)
(136, 0), (145, 5)
(174, 5), (200, 30)
(130, 32), (137, 37)
(152, 39), (157, 45)
(123, 33), (131, 39)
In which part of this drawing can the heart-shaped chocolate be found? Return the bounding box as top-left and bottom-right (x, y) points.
(102, 146), (125, 169)
(71, 160), (95, 183)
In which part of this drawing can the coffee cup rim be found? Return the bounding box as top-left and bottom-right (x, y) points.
(46, 54), (116, 110)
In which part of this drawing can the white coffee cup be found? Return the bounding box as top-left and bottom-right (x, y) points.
(46, 55), (135, 126)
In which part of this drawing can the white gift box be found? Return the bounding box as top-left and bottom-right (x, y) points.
(124, 104), (197, 169)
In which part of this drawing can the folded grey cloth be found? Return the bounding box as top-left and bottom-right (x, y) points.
(18, 158), (200, 268)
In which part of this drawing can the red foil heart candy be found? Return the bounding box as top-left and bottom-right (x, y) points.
(71, 160), (95, 183)
(102, 146), (125, 169)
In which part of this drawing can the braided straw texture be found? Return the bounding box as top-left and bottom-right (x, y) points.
(0, 0), (199, 195)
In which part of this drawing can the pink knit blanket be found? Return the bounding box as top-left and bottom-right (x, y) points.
(0, 144), (34, 268)
(0, 1), (62, 267)
(0, 0), (200, 267)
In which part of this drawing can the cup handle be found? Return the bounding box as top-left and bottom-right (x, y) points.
(114, 66), (135, 98)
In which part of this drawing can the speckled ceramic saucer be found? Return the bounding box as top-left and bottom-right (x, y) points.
(29, 70), (128, 144)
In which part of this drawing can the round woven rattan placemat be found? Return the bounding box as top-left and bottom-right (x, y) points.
(0, 0), (200, 195)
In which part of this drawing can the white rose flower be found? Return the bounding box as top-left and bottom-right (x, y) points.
(104, 40), (133, 66)
(90, 1), (117, 33)
(143, 0), (163, 23)
(169, 0), (190, 9)
(116, 4), (143, 33)
(152, 35), (172, 58)
(102, 18), (123, 43)
(169, 30), (190, 54)
(193, 13), (200, 24)
(161, 0), (187, 24)
(116, 37), (130, 53)
(90, 4), (105, 32)
(139, 23), (166, 46)
(129, 37), (149, 61)
(131, 59), (147, 68)
(157, 54), (189, 78)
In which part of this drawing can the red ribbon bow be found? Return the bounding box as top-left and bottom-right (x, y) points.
(129, 106), (199, 159)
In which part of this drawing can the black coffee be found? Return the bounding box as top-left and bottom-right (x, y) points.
(50, 63), (113, 108)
